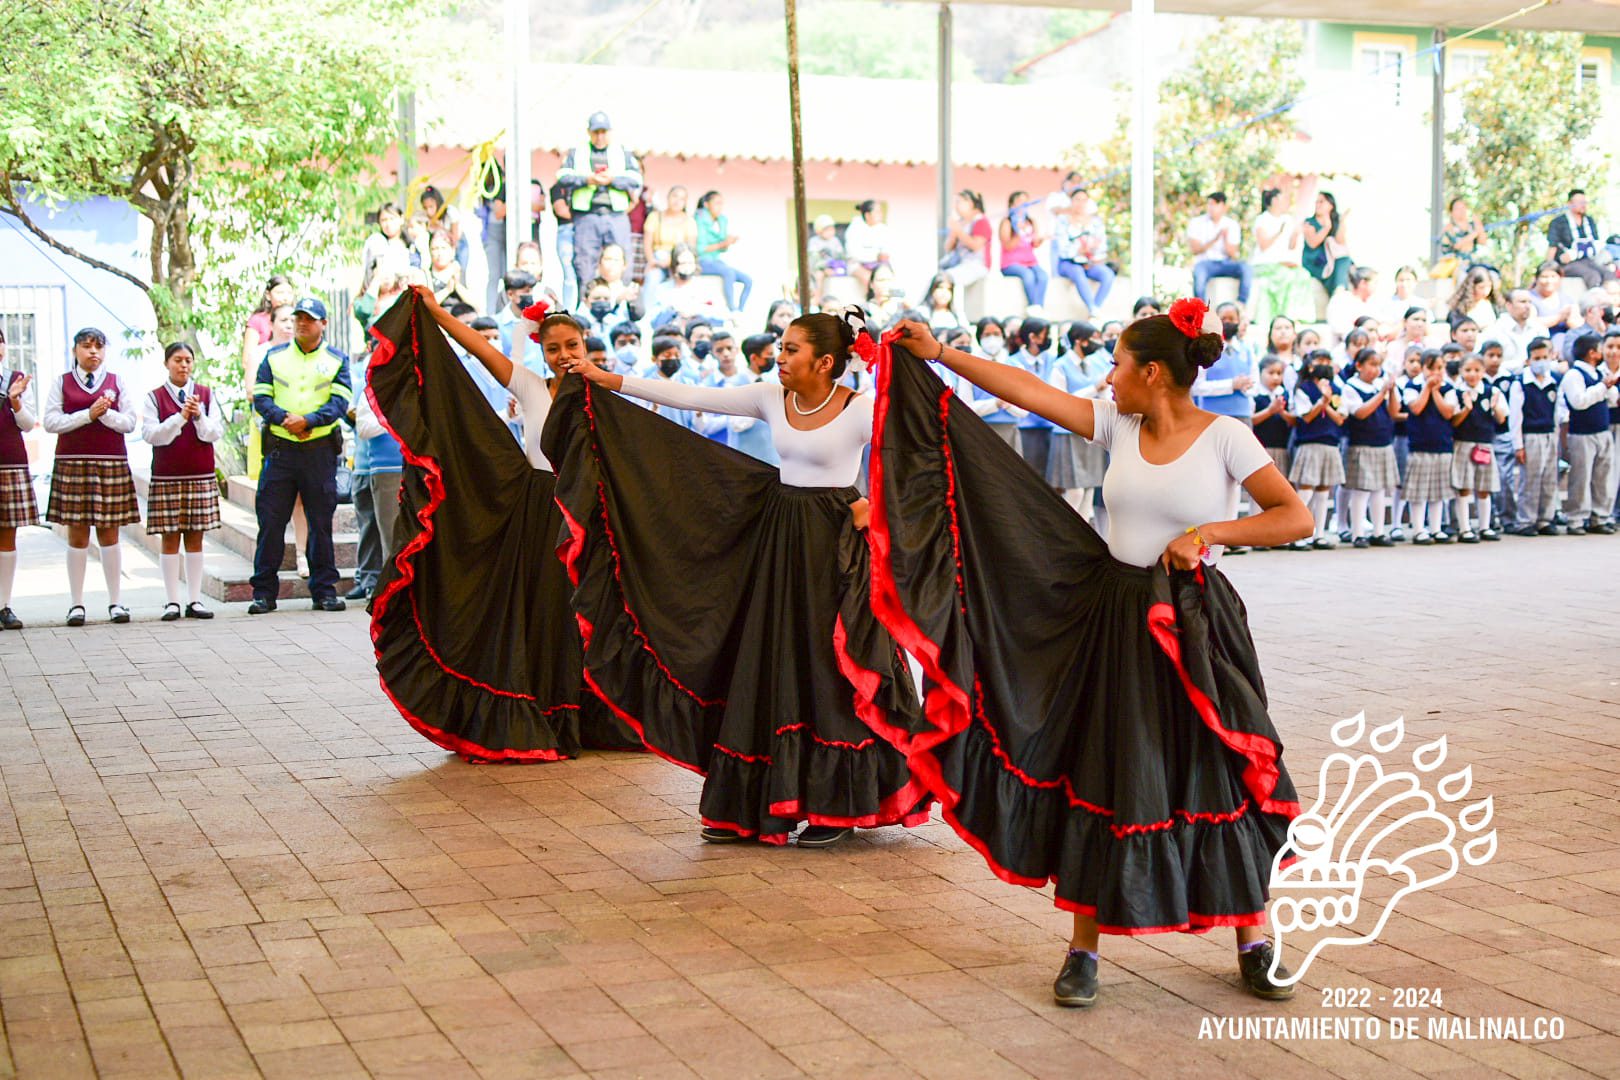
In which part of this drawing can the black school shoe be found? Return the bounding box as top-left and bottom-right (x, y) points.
(161, 603), (182, 622)
(1369, 535), (1396, 547)
(1238, 942), (1295, 1000)
(1591, 520), (1617, 535)
(184, 602), (214, 620)
(0, 607), (22, 630)
(311, 596), (347, 612)
(1053, 950), (1099, 1008)
(108, 604), (130, 624)
(700, 826), (749, 844)
(247, 597), (277, 615)
(66, 605), (86, 627)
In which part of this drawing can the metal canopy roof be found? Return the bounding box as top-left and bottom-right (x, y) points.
(893, 0), (1620, 33)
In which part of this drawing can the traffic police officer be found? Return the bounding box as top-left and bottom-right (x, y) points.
(248, 296), (352, 613)
(557, 111), (643, 295)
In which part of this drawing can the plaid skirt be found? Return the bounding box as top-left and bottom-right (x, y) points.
(1450, 441), (1500, 494)
(1404, 451), (1454, 502)
(1264, 446), (1291, 475)
(0, 465), (39, 529)
(1345, 444), (1400, 492)
(1046, 431), (1107, 489)
(1288, 442), (1345, 487)
(146, 476), (222, 534)
(46, 458), (139, 528)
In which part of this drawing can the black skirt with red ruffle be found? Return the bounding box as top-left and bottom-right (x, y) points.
(366, 295), (638, 761)
(865, 342), (1300, 932)
(541, 374), (929, 843)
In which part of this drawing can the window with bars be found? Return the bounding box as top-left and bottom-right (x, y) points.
(0, 312), (39, 409)
(1359, 45), (1408, 107)
(1447, 50), (1491, 85)
(1576, 59), (1603, 92)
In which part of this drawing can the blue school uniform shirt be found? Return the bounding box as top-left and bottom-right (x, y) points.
(1192, 340), (1258, 418)
(1045, 350), (1109, 434)
(1013, 348), (1054, 431)
(732, 371), (782, 466)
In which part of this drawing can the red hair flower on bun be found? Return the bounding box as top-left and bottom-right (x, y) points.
(521, 299), (551, 344)
(1167, 297), (1211, 340)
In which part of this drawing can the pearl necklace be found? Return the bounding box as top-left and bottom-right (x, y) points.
(790, 385), (838, 416)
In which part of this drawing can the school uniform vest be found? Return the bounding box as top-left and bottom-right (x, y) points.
(1293, 380), (1340, 446)
(1343, 380), (1394, 447)
(1252, 391), (1290, 449)
(1490, 374), (1515, 435)
(1568, 364), (1611, 436)
(1405, 378), (1454, 453)
(0, 372), (27, 467)
(1519, 376), (1558, 434)
(1194, 344), (1254, 418)
(150, 384), (216, 479)
(1453, 384), (1500, 445)
(55, 372), (128, 459)
(1015, 351), (1053, 429)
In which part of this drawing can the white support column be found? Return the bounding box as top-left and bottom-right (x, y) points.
(505, 0), (531, 261)
(1131, 0), (1156, 297)
(938, 3), (954, 262)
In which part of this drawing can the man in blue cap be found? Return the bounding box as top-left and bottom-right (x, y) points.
(557, 111), (642, 298)
(248, 296), (352, 613)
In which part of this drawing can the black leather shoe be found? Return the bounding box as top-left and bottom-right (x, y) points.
(311, 596), (347, 612)
(107, 604), (130, 624)
(184, 602), (214, 620)
(1568, 524), (1588, 536)
(1592, 521), (1617, 535)
(1369, 535), (1396, 547)
(1238, 942), (1294, 1000)
(66, 605), (86, 627)
(247, 598), (277, 615)
(1352, 536), (1370, 548)
(161, 603), (182, 622)
(345, 583), (372, 601)
(796, 825), (852, 848)
(0, 607), (21, 630)
(1537, 523), (1559, 536)
(700, 826), (748, 844)
(1053, 950), (1098, 1008)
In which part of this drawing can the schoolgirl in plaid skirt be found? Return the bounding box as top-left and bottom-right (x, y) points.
(41, 328), (138, 626)
(0, 324), (38, 629)
(142, 343), (222, 621)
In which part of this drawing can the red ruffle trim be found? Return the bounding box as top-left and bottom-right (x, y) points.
(364, 304), (577, 763)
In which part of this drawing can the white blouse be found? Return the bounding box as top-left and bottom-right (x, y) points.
(506, 365), (555, 471)
(140, 381), (224, 446)
(1091, 400), (1274, 568)
(43, 367), (137, 436)
(619, 376), (872, 488)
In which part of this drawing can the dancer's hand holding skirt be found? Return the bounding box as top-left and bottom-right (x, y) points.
(866, 343), (1300, 932)
(542, 375), (929, 843)
(366, 294), (639, 761)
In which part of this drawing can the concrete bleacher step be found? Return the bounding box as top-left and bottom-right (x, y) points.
(121, 499), (359, 572)
(226, 475), (358, 533)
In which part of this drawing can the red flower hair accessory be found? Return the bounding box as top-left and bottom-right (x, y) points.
(521, 299), (551, 344)
(1167, 297), (1211, 339)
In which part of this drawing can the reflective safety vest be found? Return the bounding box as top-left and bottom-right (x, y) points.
(263, 342), (347, 442)
(569, 142), (632, 214)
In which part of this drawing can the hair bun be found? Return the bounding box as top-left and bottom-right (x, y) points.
(1188, 331), (1225, 370)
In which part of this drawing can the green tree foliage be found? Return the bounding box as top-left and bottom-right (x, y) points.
(1068, 19), (1304, 273)
(1444, 32), (1606, 282)
(0, 0), (434, 417)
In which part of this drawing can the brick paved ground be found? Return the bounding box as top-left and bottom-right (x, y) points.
(1, 529), (1618, 1079)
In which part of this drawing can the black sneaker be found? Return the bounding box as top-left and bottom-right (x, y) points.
(311, 596), (347, 612)
(700, 825), (748, 844)
(184, 602), (214, 620)
(1053, 950), (1099, 1008)
(1238, 942), (1294, 1000)
(345, 583), (372, 601)
(796, 825), (852, 848)
(247, 597), (277, 615)
(160, 603), (182, 622)
(66, 605), (86, 627)
(0, 607), (22, 630)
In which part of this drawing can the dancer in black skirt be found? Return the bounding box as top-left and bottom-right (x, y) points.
(550, 310), (926, 848)
(868, 299), (1314, 1004)
(364, 287), (638, 762)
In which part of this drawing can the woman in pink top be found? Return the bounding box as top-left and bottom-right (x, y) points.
(999, 190), (1048, 313)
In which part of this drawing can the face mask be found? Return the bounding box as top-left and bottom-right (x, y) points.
(589, 300), (612, 320)
(616, 345), (639, 370)
(756, 353), (776, 373)
(516, 293), (534, 310)
(1530, 359), (1551, 377)
(692, 340), (712, 360)
(675, 266), (696, 281)
(1080, 339), (1102, 355)
(981, 337), (1004, 356)
(658, 356), (682, 378)
(1221, 321), (1240, 342)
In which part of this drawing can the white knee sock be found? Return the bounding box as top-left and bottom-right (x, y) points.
(1476, 495), (1492, 531)
(1453, 496), (1472, 535)
(1347, 490), (1371, 539)
(100, 543), (122, 605)
(67, 546), (88, 606)
(1422, 501), (1442, 534)
(160, 552), (182, 605)
(0, 550), (15, 607)
(1310, 490), (1330, 537)
(1394, 492), (1407, 529)
(1370, 490), (1390, 536)
(184, 550), (206, 604)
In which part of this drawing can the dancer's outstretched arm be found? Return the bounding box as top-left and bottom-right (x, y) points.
(563, 357), (769, 420)
(892, 320), (1095, 438)
(412, 285), (515, 386)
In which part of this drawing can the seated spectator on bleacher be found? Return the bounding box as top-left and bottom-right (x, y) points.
(1379, 265), (1423, 324)
(1053, 188), (1114, 315)
(924, 275), (964, 332)
(577, 278), (635, 340)
(1446, 267), (1502, 333)
(1487, 290), (1550, 373)
(1325, 266), (1388, 344)
(864, 265), (907, 328)
(1437, 198), (1492, 277)
(651, 244), (724, 328)
(943, 190), (993, 291)
(1251, 187), (1313, 329)
(426, 231), (477, 309)
(1188, 191), (1252, 304)
(643, 185), (698, 299)
(695, 190), (752, 314)
(809, 215), (847, 304)
(595, 244), (645, 322)
(1529, 260), (1578, 332)
(1561, 291), (1613, 363)
(492, 270), (536, 356)
(764, 300), (798, 338)
(1547, 189), (1612, 289)
(844, 200), (892, 296)
(999, 191), (1048, 315)
(1302, 191), (1353, 297)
